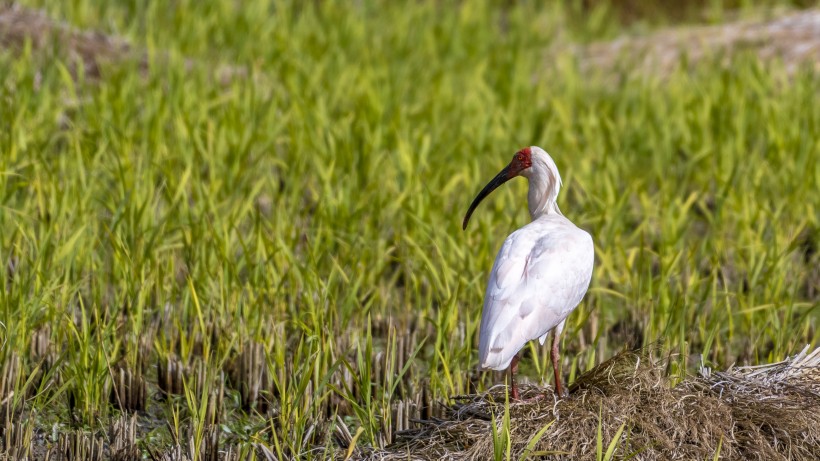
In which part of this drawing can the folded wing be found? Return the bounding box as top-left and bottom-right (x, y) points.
(478, 218), (593, 370)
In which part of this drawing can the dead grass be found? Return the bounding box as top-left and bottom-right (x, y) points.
(350, 346), (820, 460)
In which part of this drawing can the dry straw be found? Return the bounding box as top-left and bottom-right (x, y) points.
(349, 345), (820, 460)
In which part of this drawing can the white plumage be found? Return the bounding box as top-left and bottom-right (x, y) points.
(478, 216), (593, 369)
(463, 146), (594, 398)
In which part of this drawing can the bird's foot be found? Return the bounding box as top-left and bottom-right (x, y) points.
(548, 388), (568, 400)
(525, 393), (548, 403)
(511, 389), (552, 402)
(550, 383), (569, 399)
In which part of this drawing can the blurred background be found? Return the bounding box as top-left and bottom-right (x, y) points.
(0, 0), (818, 458)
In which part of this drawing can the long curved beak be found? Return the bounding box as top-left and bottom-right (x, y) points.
(462, 164), (513, 230)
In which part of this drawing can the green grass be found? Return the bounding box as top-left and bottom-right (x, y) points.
(0, 0), (818, 457)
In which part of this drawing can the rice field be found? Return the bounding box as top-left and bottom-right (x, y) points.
(0, 1), (818, 459)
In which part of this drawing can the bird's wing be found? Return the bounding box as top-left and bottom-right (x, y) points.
(478, 220), (593, 370)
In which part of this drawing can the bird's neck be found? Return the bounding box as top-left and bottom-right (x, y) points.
(526, 170), (561, 220)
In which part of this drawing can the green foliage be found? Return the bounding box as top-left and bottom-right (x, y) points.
(597, 405), (628, 461)
(490, 388), (512, 461)
(0, 0), (817, 457)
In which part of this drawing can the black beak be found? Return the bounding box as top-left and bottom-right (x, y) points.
(462, 164), (514, 230)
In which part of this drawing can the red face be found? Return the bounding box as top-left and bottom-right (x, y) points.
(462, 147), (534, 230)
(508, 147), (532, 177)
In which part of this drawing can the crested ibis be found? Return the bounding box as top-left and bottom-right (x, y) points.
(463, 146), (594, 399)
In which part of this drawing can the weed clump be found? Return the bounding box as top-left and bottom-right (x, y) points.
(353, 346), (820, 460)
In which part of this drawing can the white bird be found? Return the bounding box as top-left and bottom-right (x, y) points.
(462, 146), (594, 399)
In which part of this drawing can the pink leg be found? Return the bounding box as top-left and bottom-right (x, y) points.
(550, 322), (566, 397)
(509, 354), (520, 400)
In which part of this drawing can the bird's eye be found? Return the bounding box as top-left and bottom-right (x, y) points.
(517, 154), (524, 162)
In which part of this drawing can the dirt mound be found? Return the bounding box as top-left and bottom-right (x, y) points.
(351, 346), (820, 460)
(0, 3), (134, 78)
(571, 9), (820, 77)
(4, 4), (818, 83)
(0, 3), (244, 83)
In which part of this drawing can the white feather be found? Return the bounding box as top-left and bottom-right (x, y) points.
(477, 147), (594, 371)
(478, 216), (593, 370)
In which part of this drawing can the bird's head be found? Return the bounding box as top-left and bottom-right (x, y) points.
(462, 146), (560, 230)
